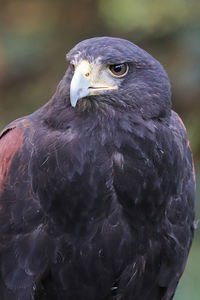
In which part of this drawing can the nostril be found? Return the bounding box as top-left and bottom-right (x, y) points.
(85, 72), (90, 77)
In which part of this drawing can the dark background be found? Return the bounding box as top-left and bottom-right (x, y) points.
(0, 1), (199, 298)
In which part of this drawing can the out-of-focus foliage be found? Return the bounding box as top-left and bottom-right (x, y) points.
(99, 0), (200, 36)
(0, 1), (199, 299)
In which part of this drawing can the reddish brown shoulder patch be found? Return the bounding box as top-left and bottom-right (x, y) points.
(0, 127), (24, 192)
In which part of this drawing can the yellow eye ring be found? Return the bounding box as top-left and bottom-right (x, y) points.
(108, 63), (129, 78)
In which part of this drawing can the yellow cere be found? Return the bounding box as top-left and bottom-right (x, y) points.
(76, 60), (91, 78)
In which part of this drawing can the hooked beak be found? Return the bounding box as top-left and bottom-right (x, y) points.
(70, 71), (91, 107)
(70, 60), (117, 107)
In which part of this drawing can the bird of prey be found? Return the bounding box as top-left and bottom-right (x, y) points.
(0, 37), (195, 300)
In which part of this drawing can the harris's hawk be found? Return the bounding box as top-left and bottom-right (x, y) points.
(0, 37), (195, 300)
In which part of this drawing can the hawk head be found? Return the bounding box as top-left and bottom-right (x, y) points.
(66, 37), (171, 119)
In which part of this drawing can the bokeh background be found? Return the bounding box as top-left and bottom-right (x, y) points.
(0, 0), (199, 298)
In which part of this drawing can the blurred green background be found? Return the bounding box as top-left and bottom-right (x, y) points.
(0, 1), (199, 298)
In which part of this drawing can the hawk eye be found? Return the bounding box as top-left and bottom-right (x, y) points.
(108, 63), (128, 77)
(69, 63), (75, 73)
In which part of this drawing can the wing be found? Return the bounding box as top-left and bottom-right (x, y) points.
(157, 111), (195, 299)
(0, 121), (49, 300)
(111, 112), (195, 299)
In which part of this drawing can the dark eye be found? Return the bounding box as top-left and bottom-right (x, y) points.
(108, 63), (129, 77)
(69, 63), (75, 73)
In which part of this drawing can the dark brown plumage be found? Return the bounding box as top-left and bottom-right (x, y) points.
(0, 37), (195, 300)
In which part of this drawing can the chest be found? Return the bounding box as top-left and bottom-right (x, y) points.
(30, 120), (174, 233)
